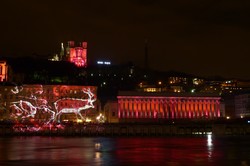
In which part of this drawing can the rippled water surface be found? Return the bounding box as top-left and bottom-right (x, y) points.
(0, 136), (250, 166)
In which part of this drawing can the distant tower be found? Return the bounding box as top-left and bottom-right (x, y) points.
(65, 41), (71, 60)
(65, 41), (75, 61)
(144, 39), (149, 70)
(59, 43), (65, 60)
(66, 41), (87, 67)
(82, 42), (87, 67)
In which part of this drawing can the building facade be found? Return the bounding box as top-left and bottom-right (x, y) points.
(103, 100), (119, 123)
(0, 85), (97, 123)
(235, 93), (250, 118)
(66, 41), (87, 67)
(117, 91), (223, 122)
(0, 61), (8, 82)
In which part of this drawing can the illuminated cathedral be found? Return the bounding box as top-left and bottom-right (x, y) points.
(59, 41), (87, 67)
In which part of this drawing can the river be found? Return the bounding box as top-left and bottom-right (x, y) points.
(0, 135), (249, 166)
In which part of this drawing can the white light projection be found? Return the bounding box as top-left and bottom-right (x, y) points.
(10, 85), (55, 123)
(9, 85), (96, 131)
(54, 88), (96, 122)
(10, 86), (22, 94)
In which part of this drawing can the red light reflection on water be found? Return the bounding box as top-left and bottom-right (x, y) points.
(3, 136), (248, 166)
(114, 137), (218, 166)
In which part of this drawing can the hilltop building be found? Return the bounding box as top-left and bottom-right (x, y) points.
(51, 41), (87, 67)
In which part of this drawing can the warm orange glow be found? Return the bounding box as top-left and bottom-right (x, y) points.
(0, 61), (8, 82)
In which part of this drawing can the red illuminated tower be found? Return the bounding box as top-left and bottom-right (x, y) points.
(65, 41), (87, 67)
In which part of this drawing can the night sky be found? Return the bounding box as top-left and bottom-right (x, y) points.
(1, 0), (250, 79)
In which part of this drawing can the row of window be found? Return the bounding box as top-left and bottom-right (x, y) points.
(119, 98), (219, 103)
(119, 110), (219, 118)
(119, 102), (219, 112)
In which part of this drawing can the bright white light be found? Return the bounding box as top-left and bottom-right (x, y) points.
(207, 134), (213, 159)
(104, 61), (111, 65)
(96, 113), (105, 123)
(77, 119), (83, 123)
(97, 61), (111, 65)
(95, 143), (101, 150)
(85, 118), (92, 122)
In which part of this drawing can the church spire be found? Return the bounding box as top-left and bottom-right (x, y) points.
(59, 42), (65, 60)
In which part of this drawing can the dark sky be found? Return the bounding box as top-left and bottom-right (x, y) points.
(1, 0), (250, 79)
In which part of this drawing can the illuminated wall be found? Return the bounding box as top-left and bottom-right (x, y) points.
(117, 92), (222, 120)
(0, 61), (8, 82)
(67, 41), (87, 67)
(0, 85), (97, 123)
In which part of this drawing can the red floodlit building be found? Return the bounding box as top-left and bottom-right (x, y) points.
(0, 61), (8, 82)
(117, 91), (223, 122)
(61, 41), (87, 67)
(0, 84), (97, 123)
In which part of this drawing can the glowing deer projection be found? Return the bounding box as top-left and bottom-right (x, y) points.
(9, 86), (55, 122)
(10, 99), (55, 121)
(10, 100), (37, 118)
(54, 88), (96, 122)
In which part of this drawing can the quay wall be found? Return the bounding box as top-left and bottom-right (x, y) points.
(0, 122), (250, 136)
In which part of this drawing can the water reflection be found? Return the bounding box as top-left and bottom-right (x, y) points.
(207, 134), (213, 159)
(94, 142), (102, 166)
(0, 136), (250, 166)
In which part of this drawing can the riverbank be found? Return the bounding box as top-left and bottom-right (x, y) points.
(0, 121), (250, 137)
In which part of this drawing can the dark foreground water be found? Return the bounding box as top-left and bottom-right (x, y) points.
(0, 135), (249, 166)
